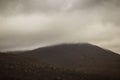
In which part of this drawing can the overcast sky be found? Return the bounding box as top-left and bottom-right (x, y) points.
(0, 0), (120, 54)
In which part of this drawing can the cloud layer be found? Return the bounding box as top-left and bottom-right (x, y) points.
(0, 0), (120, 53)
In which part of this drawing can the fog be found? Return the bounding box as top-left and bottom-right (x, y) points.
(0, 0), (120, 53)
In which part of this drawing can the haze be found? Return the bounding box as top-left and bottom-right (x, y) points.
(0, 0), (120, 54)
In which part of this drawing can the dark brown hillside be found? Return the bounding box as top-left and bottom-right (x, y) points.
(0, 43), (120, 80)
(18, 43), (120, 78)
(0, 53), (84, 80)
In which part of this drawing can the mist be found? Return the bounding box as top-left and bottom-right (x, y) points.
(0, 0), (120, 53)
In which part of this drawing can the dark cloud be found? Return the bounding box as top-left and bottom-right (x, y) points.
(0, 0), (120, 14)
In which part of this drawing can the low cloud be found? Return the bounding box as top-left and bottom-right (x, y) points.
(0, 0), (120, 53)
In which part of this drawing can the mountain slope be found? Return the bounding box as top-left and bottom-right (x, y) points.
(0, 53), (83, 80)
(18, 43), (120, 77)
(0, 43), (120, 80)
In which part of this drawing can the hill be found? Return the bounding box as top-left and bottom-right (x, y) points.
(18, 43), (120, 78)
(0, 43), (120, 80)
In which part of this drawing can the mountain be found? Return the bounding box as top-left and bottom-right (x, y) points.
(18, 43), (120, 77)
(0, 43), (120, 80)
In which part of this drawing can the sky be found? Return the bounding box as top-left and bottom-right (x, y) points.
(0, 0), (120, 54)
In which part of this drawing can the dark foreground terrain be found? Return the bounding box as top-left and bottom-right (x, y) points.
(0, 43), (120, 80)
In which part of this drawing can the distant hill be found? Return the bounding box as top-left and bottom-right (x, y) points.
(18, 43), (120, 77)
(0, 43), (120, 80)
